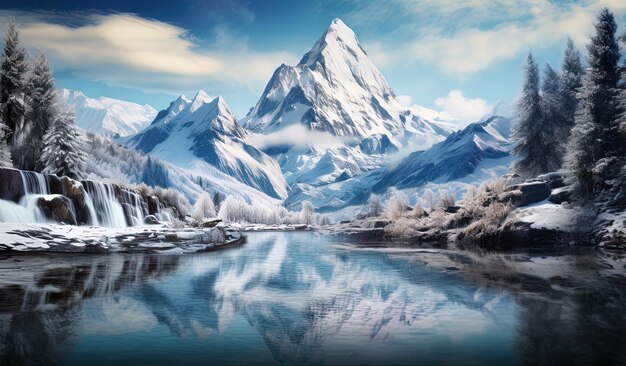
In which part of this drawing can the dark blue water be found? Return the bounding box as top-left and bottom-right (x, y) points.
(0, 232), (624, 365)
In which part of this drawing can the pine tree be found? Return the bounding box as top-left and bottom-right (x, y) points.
(0, 17), (27, 149)
(512, 54), (552, 177)
(0, 119), (13, 168)
(559, 38), (584, 138)
(564, 8), (622, 195)
(142, 156), (170, 187)
(23, 51), (58, 171)
(540, 63), (566, 169)
(40, 106), (86, 179)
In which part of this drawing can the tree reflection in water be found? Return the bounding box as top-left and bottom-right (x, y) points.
(0, 232), (623, 365)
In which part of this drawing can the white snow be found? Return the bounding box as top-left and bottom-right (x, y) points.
(59, 89), (157, 137)
(513, 202), (582, 231)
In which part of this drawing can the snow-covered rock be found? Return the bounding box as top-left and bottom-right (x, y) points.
(59, 89), (157, 137)
(125, 91), (289, 199)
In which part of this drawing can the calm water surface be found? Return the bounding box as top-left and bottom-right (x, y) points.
(0, 231), (624, 365)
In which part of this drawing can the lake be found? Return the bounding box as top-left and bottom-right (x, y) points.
(0, 231), (624, 365)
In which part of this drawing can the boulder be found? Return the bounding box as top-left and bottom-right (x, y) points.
(144, 215), (160, 225)
(507, 181), (551, 207)
(536, 172), (565, 189)
(146, 195), (160, 215)
(444, 205), (462, 214)
(549, 186), (572, 204)
(0, 168), (25, 202)
(496, 220), (565, 247)
(200, 218), (222, 228)
(59, 177), (93, 225)
(37, 195), (77, 225)
(501, 173), (524, 188)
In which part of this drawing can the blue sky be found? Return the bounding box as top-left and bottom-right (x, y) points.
(1, 0), (625, 121)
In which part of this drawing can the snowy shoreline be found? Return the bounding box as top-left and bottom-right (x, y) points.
(0, 223), (243, 254)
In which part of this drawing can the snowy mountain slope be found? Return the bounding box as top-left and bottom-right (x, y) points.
(85, 133), (283, 209)
(242, 18), (456, 147)
(284, 115), (514, 212)
(242, 18), (459, 208)
(373, 115), (512, 191)
(125, 91), (288, 199)
(59, 89), (157, 138)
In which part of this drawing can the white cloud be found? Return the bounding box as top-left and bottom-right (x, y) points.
(349, 0), (626, 76)
(397, 95), (413, 107)
(1, 12), (297, 93)
(246, 124), (346, 150)
(435, 90), (492, 124)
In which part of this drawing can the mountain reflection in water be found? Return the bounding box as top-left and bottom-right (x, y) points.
(0, 232), (624, 366)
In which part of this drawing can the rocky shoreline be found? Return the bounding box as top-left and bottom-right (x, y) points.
(0, 223), (243, 254)
(322, 172), (625, 251)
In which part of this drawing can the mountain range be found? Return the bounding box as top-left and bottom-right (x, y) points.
(60, 89), (157, 138)
(66, 18), (513, 212)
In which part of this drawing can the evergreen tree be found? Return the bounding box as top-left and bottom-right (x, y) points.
(0, 17), (27, 149)
(512, 54), (554, 177)
(565, 8), (622, 195)
(40, 106), (86, 179)
(0, 119), (13, 168)
(142, 156), (170, 187)
(559, 38), (584, 138)
(540, 63), (566, 169)
(212, 191), (225, 209)
(23, 51), (58, 171)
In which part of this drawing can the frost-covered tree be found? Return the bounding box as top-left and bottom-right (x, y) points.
(421, 189), (436, 212)
(192, 191), (216, 221)
(540, 64), (566, 168)
(22, 51), (58, 171)
(0, 119), (13, 168)
(559, 38), (584, 138)
(300, 200), (315, 225)
(439, 191), (455, 209)
(512, 54), (556, 177)
(40, 106), (86, 179)
(565, 8), (622, 194)
(142, 156), (170, 187)
(386, 189), (408, 220)
(368, 194), (383, 217)
(0, 17), (27, 149)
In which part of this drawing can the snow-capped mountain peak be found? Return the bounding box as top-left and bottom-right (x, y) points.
(59, 89), (157, 138)
(298, 18), (395, 100)
(190, 89), (213, 113)
(241, 18), (458, 208)
(126, 94), (288, 199)
(242, 18), (453, 145)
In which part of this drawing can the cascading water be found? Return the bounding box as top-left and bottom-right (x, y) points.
(0, 171), (52, 224)
(83, 181), (128, 228)
(1, 168), (163, 227)
(21, 171), (50, 195)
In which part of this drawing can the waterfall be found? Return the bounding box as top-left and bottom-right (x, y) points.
(0, 199), (41, 223)
(83, 181), (128, 228)
(1, 169), (162, 227)
(0, 171), (52, 224)
(21, 170), (51, 195)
